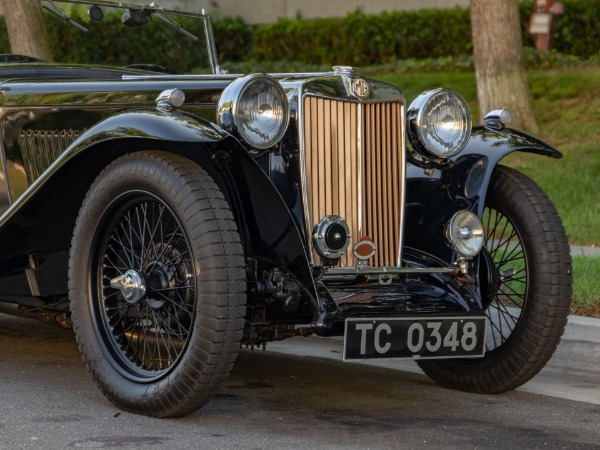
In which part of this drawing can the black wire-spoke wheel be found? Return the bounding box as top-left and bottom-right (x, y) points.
(70, 151), (245, 417)
(481, 203), (528, 354)
(418, 165), (572, 393)
(97, 194), (196, 380)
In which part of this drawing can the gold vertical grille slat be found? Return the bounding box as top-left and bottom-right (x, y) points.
(363, 103), (392, 268)
(304, 97), (403, 268)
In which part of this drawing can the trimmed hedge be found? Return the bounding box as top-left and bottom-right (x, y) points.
(252, 8), (472, 66)
(254, 1), (600, 66)
(0, 0), (598, 70)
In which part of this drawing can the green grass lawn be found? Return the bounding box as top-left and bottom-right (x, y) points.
(573, 256), (600, 317)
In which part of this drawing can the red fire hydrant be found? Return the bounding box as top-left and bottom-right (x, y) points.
(529, 0), (564, 51)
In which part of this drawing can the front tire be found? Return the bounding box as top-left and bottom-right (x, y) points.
(69, 151), (245, 417)
(418, 165), (572, 393)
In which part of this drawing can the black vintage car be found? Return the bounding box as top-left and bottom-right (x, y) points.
(0, 1), (572, 417)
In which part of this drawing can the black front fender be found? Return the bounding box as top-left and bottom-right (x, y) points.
(404, 126), (562, 262)
(74, 108), (227, 146)
(0, 109), (227, 243)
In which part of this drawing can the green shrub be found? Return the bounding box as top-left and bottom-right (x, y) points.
(252, 8), (472, 66)
(0, 1), (598, 69)
(251, 1), (600, 66)
(47, 11), (206, 71)
(212, 17), (254, 63)
(0, 11), (252, 71)
(46, 11), (256, 72)
(551, 0), (600, 58)
(520, 0), (600, 59)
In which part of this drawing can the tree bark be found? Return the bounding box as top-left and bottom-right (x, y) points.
(471, 0), (538, 134)
(3, 0), (53, 61)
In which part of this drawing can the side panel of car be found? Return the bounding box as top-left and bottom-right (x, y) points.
(0, 77), (232, 201)
(0, 107), (319, 321)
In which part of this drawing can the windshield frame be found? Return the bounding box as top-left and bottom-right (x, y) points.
(40, 0), (222, 74)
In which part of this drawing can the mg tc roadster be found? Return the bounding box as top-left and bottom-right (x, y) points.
(0, 1), (572, 417)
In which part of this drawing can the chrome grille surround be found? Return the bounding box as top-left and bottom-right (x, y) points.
(298, 88), (406, 269)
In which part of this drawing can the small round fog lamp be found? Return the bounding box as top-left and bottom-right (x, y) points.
(446, 210), (484, 258)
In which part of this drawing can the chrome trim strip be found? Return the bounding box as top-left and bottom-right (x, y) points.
(0, 135), (12, 205)
(323, 266), (457, 279)
(357, 102), (364, 244)
(398, 104), (406, 267)
(297, 87), (311, 260)
(122, 73), (335, 81)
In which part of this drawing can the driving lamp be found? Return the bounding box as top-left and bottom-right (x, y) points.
(446, 210), (484, 258)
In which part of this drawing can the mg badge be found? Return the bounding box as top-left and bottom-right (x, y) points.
(352, 78), (369, 99)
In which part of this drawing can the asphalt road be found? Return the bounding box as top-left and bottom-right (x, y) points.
(1, 314), (599, 449)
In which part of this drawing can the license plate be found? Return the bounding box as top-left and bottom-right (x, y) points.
(343, 316), (487, 360)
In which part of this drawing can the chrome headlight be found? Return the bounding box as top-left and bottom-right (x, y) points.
(407, 88), (472, 159)
(217, 74), (289, 150)
(446, 210), (484, 258)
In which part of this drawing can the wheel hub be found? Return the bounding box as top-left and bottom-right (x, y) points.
(479, 248), (500, 310)
(146, 265), (174, 309)
(110, 270), (146, 305)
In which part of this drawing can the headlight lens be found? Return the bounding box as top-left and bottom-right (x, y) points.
(407, 88), (472, 159)
(217, 74), (289, 150)
(446, 210), (484, 258)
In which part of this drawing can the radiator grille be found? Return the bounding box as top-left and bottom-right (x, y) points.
(303, 97), (404, 267)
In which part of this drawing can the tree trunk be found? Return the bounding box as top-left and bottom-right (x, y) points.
(3, 0), (53, 61)
(471, 0), (538, 134)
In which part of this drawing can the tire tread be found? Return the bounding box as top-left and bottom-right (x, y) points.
(69, 151), (246, 417)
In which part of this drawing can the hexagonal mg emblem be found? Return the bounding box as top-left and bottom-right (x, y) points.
(351, 78), (369, 99)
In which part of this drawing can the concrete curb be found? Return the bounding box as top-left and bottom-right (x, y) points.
(551, 315), (600, 373)
(563, 315), (600, 342)
(571, 245), (600, 257)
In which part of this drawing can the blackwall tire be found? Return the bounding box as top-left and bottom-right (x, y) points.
(69, 151), (245, 417)
(418, 165), (572, 393)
